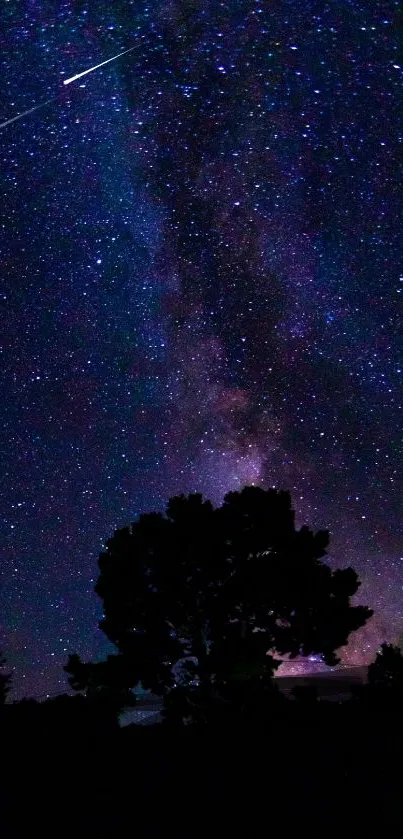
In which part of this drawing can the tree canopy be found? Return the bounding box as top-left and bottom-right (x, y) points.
(66, 487), (372, 715)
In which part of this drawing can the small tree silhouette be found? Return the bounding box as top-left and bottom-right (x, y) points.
(367, 643), (403, 692)
(67, 487), (373, 722)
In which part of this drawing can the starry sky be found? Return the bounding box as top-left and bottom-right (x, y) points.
(1, 0), (402, 698)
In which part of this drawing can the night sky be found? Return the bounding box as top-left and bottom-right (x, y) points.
(1, 1), (402, 698)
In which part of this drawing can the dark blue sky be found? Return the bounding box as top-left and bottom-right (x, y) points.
(1, 0), (401, 697)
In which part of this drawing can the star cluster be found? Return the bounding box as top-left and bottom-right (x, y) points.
(1, 1), (402, 696)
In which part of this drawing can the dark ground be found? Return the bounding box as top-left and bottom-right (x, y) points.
(2, 701), (402, 838)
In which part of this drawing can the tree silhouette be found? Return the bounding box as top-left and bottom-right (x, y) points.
(367, 643), (403, 692)
(0, 650), (12, 704)
(67, 487), (372, 719)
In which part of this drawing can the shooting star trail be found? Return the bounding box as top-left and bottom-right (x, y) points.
(63, 44), (140, 86)
(0, 41), (140, 131)
(0, 98), (56, 131)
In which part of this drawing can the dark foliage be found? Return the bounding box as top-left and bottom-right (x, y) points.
(67, 487), (372, 722)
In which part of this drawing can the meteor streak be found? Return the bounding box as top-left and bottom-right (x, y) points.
(0, 98), (56, 131)
(0, 42), (140, 131)
(63, 44), (140, 86)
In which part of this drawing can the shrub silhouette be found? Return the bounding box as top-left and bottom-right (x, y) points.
(368, 642), (403, 690)
(0, 650), (12, 705)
